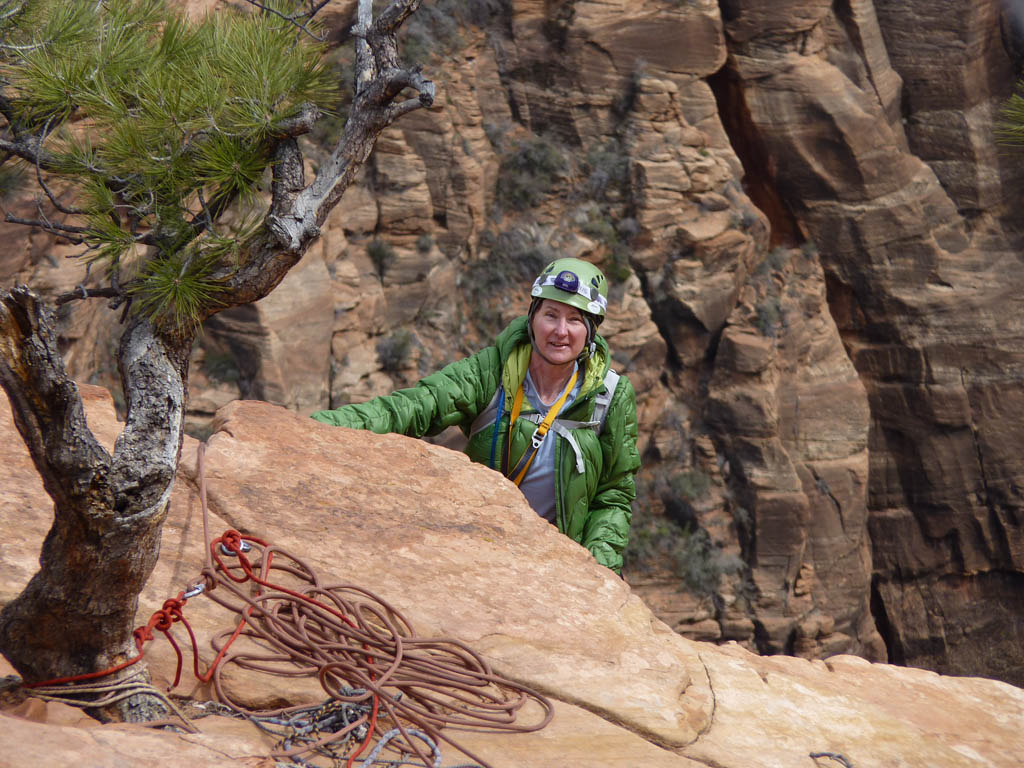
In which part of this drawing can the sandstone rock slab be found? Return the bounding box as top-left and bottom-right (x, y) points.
(3, 388), (1024, 767)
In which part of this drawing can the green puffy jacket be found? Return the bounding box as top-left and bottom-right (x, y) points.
(310, 316), (640, 572)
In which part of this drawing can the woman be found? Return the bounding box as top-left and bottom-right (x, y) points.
(311, 258), (640, 573)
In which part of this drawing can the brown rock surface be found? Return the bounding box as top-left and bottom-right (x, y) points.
(704, 247), (880, 659)
(717, 0), (1024, 682)
(3, 388), (1024, 767)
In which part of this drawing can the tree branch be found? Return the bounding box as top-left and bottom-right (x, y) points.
(296, 0), (429, 228)
(54, 285), (124, 306)
(109, 315), (187, 514)
(208, 0), (431, 310)
(0, 286), (113, 517)
(213, 137), (308, 302)
(353, 0), (376, 95)
(273, 102), (322, 137)
(0, 133), (59, 170)
(4, 212), (89, 241)
(382, 66), (436, 107)
(239, 0), (330, 41)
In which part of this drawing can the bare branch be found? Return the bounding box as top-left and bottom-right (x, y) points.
(353, 0), (375, 94)
(19, 116), (85, 225)
(4, 211), (89, 242)
(0, 132), (60, 170)
(54, 285), (124, 306)
(239, 0), (329, 41)
(33, 170), (85, 215)
(288, 0), (427, 235)
(274, 102), (322, 137)
(31, 117), (87, 216)
(183, 184), (238, 241)
(382, 66), (435, 106)
(373, 0), (421, 33)
(388, 93), (435, 122)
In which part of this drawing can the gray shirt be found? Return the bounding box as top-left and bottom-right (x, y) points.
(517, 363), (581, 523)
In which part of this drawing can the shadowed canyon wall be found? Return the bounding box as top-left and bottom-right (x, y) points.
(3, 0), (1024, 686)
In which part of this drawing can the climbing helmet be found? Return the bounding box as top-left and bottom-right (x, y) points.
(529, 258), (608, 323)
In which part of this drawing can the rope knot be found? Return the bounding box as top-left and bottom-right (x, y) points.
(151, 608), (176, 632)
(133, 625), (154, 646)
(162, 596), (186, 613)
(219, 529), (245, 553)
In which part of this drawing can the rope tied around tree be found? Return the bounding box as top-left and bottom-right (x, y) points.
(22, 441), (553, 767)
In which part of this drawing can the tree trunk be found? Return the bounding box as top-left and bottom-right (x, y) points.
(0, 289), (187, 693)
(0, 0), (431, 718)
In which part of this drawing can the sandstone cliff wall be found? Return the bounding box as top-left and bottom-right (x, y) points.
(4, 0), (1024, 686)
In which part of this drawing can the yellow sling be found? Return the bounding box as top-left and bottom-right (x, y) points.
(505, 368), (578, 486)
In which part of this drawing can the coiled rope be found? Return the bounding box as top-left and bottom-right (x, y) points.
(26, 442), (553, 768)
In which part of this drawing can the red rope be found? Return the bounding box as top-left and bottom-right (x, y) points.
(23, 592), (194, 689)
(23, 527), (379, 729)
(23, 515), (551, 768)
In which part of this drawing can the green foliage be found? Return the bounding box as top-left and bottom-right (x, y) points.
(494, 135), (568, 211)
(669, 469), (711, 502)
(582, 140), (631, 201)
(754, 246), (790, 277)
(377, 329), (413, 372)
(367, 238), (397, 278)
(997, 83), (1024, 147)
(390, 0), (504, 65)
(624, 496), (744, 597)
(755, 295), (781, 338)
(472, 226), (551, 291)
(750, 247), (788, 337)
(673, 527), (745, 597)
(0, 0), (337, 326)
(576, 204), (634, 283)
(202, 348), (241, 385)
(574, 139), (635, 283)
(465, 225), (552, 334)
(126, 249), (223, 330)
(623, 512), (684, 572)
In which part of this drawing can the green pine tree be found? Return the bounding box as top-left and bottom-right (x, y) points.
(1, 0), (339, 329)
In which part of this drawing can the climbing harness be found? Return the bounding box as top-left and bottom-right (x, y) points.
(470, 367), (620, 476)
(22, 442), (554, 768)
(504, 367), (578, 485)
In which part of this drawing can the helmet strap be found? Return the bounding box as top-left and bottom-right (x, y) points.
(581, 315), (596, 361)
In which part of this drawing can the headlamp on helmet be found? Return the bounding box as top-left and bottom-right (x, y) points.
(529, 258), (609, 320)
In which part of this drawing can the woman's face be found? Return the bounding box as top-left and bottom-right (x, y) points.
(531, 299), (587, 366)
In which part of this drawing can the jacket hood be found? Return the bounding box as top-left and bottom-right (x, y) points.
(494, 315), (610, 404)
